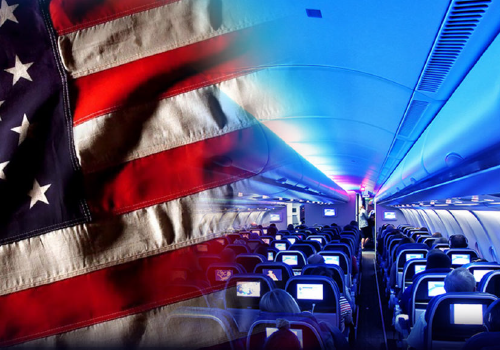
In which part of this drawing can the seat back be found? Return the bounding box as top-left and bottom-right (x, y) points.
(247, 314), (325, 350)
(463, 262), (500, 285)
(207, 263), (246, 287)
(285, 276), (341, 327)
(478, 270), (500, 297)
(323, 243), (352, 258)
(227, 234), (243, 244)
(224, 274), (275, 310)
(401, 258), (427, 289)
(425, 292), (497, 350)
(446, 249), (479, 268)
(396, 249), (428, 288)
(319, 251), (351, 286)
(299, 240), (322, 253)
(165, 307), (242, 350)
(275, 250), (308, 276)
(246, 239), (263, 252)
(284, 235), (302, 245)
(270, 240), (291, 252)
(226, 244), (251, 257)
(307, 235), (328, 247)
(409, 273), (448, 326)
(235, 254), (266, 274)
(254, 262), (294, 289)
(199, 254), (223, 271)
(302, 264), (345, 294)
(260, 235), (274, 245)
(289, 243), (316, 258)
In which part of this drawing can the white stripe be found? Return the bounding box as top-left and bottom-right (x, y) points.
(74, 73), (262, 173)
(0, 184), (238, 296)
(15, 294), (231, 348)
(74, 70), (289, 173)
(58, 0), (283, 78)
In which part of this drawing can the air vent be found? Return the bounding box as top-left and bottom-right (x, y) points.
(417, 0), (491, 93)
(398, 100), (429, 138)
(390, 139), (408, 158)
(306, 9), (322, 18)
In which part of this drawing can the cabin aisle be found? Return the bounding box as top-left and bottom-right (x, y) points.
(355, 251), (393, 350)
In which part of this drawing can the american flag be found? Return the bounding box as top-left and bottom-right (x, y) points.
(0, 0), (347, 347)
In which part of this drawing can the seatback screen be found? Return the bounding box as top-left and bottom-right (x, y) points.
(262, 238), (270, 244)
(297, 284), (323, 300)
(473, 269), (492, 282)
(282, 255), (298, 266)
(324, 256), (340, 266)
(267, 252), (274, 261)
(451, 254), (470, 265)
(266, 328), (303, 348)
(266, 269), (282, 281)
(414, 265), (426, 274)
(236, 281), (261, 297)
(215, 269), (233, 282)
(428, 281), (446, 297)
(406, 253), (424, 262)
(275, 234), (282, 240)
(310, 237), (323, 244)
(275, 243), (286, 251)
(286, 237), (297, 244)
(450, 304), (483, 325)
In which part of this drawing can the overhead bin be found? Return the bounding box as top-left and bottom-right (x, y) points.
(377, 31), (500, 203)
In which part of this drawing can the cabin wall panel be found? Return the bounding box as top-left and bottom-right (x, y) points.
(377, 205), (407, 229)
(304, 192), (356, 227)
(447, 210), (485, 259)
(470, 211), (500, 262)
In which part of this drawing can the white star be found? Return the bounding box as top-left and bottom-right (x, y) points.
(0, 0), (18, 28)
(11, 113), (30, 145)
(0, 100), (3, 122)
(0, 161), (8, 180)
(28, 179), (51, 209)
(4, 56), (33, 86)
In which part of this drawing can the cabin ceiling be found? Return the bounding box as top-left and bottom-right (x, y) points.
(248, 0), (499, 195)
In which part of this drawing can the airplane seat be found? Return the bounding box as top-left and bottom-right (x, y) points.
(395, 249), (429, 289)
(407, 273), (449, 328)
(275, 250), (308, 276)
(164, 306), (245, 349)
(239, 231), (251, 240)
(423, 237), (438, 248)
(249, 228), (263, 237)
(166, 283), (212, 309)
(284, 235), (302, 245)
(270, 239), (291, 252)
(424, 292), (497, 350)
(254, 262), (295, 289)
(318, 251), (351, 288)
(432, 243), (450, 251)
(206, 263), (247, 288)
(323, 243), (352, 258)
(307, 235), (329, 247)
(235, 253), (266, 274)
(478, 271), (500, 298)
(224, 274), (276, 333)
(246, 239), (263, 252)
(463, 332), (500, 350)
(401, 258), (427, 289)
(463, 262), (500, 286)
(290, 243), (317, 258)
(226, 233), (243, 244)
(299, 240), (322, 254)
(285, 275), (341, 328)
(225, 244), (251, 257)
(446, 249), (479, 268)
(416, 235), (432, 243)
(259, 235), (274, 246)
(198, 254), (223, 271)
(246, 313), (326, 350)
(302, 264), (346, 299)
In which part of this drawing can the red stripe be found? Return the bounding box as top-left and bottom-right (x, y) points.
(71, 29), (259, 126)
(85, 125), (269, 217)
(49, 0), (180, 35)
(0, 240), (221, 347)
